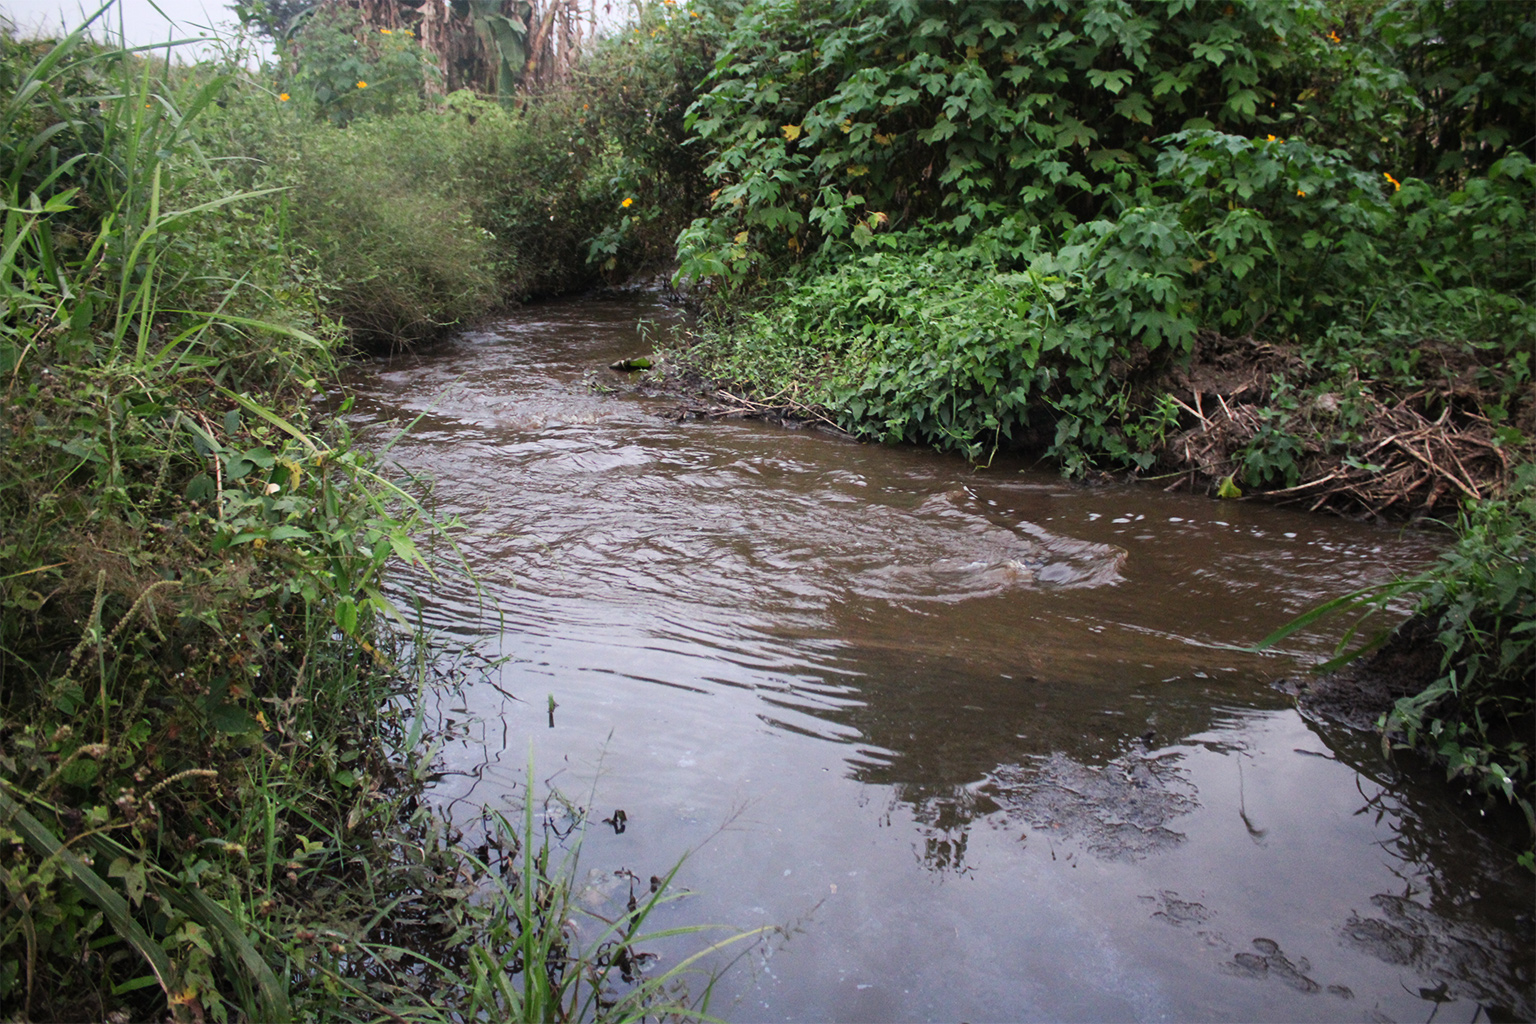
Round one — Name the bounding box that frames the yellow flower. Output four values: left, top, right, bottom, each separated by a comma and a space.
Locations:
357, 80, 368, 89
279, 92, 290, 102
403, 29, 414, 36
1384, 171, 1401, 191
380, 28, 392, 34
1266, 134, 1277, 142
1328, 29, 1341, 43
1296, 188, 1306, 197
621, 197, 634, 208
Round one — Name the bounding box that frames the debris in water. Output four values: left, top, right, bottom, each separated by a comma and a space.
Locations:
987, 749, 1197, 862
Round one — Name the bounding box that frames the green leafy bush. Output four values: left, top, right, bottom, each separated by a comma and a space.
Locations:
281, 7, 440, 123
670, 0, 1532, 479
689, 227, 1046, 454
575, 1, 724, 277
448, 88, 623, 300
683, 220, 1192, 466
677, 0, 1345, 281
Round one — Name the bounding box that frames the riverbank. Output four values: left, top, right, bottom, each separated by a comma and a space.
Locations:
0, 22, 730, 1022
658, 320, 1530, 516
0, 25, 487, 1015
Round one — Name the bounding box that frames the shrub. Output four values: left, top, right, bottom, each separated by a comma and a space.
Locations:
575, 0, 723, 278
276, 109, 504, 346
669, 0, 1532, 484
208, 84, 628, 347
280, 6, 440, 124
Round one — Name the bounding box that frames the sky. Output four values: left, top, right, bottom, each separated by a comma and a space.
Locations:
2, 0, 260, 57
2, 0, 625, 62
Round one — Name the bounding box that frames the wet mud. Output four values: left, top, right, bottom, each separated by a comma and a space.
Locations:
1274, 615, 1444, 732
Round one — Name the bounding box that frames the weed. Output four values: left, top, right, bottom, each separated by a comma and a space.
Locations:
0, 14, 751, 1020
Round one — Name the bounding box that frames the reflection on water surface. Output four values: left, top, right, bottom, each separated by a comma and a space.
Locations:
345, 299, 1532, 1023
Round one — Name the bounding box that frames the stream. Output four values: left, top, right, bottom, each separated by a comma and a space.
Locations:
343, 297, 1533, 1023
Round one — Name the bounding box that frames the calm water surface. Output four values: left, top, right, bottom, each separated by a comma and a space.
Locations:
344, 298, 1533, 1023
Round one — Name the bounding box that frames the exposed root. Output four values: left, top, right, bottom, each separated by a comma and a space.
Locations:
667, 388, 854, 436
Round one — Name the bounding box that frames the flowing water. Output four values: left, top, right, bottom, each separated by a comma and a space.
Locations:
344, 297, 1533, 1023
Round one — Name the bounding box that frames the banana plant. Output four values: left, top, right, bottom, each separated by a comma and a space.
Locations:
454, 0, 533, 96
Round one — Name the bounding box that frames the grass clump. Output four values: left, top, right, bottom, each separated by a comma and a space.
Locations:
0, 14, 752, 1021
206, 86, 612, 349
237, 100, 507, 348
449, 760, 767, 1021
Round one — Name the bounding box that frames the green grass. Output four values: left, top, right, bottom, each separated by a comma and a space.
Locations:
0, 13, 756, 1020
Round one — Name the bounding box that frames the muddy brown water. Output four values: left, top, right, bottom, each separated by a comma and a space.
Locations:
344, 298, 1533, 1023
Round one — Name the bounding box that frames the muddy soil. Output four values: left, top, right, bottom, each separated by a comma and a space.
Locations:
1272, 617, 1445, 732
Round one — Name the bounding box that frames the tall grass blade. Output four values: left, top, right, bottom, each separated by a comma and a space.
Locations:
0, 788, 178, 1001
1249, 577, 1422, 656
161, 883, 291, 1021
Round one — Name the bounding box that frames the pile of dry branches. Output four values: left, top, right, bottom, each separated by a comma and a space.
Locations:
667, 389, 852, 435
1163, 386, 1526, 517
